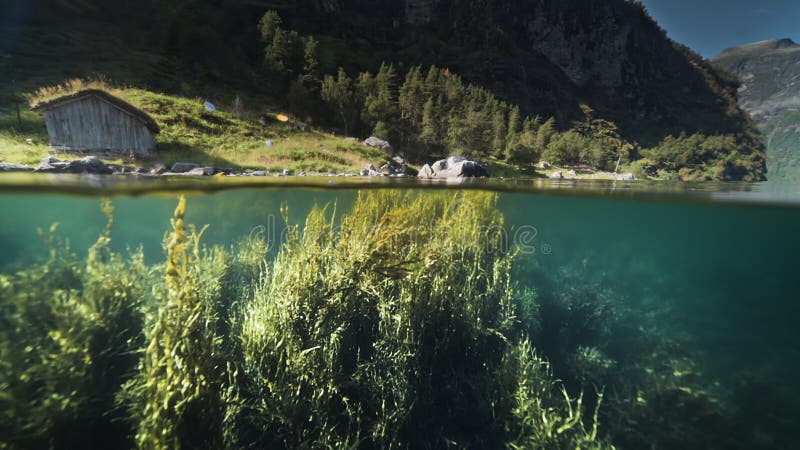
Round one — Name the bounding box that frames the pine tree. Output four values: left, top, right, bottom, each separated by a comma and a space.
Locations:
321, 68, 355, 136
535, 117, 556, 157
420, 97, 439, 146
399, 66, 424, 123
302, 36, 321, 88
504, 106, 521, 160
490, 102, 507, 156
258, 10, 282, 44
424, 66, 441, 97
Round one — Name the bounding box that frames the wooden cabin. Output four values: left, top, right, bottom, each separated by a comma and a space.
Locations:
31, 90, 159, 156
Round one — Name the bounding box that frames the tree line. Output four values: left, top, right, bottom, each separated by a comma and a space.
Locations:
258, 11, 631, 167
258, 10, 762, 179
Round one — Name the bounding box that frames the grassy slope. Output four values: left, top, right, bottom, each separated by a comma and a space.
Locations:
0, 21, 625, 178
0, 22, 387, 173
2, 85, 386, 173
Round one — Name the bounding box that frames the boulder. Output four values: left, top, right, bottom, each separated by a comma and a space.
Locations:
418, 164, 434, 178
549, 171, 564, 179
150, 163, 168, 175
359, 168, 370, 176
420, 156, 490, 178
0, 163, 34, 172
36, 156, 113, 174
251, 170, 267, 177
363, 136, 394, 155
280, 168, 293, 176
72, 156, 113, 174
36, 156, 69, 172
187, 167, 215, 176
169, 162, 201, 173
537, 161, 552, 170
388, 155, 409, 174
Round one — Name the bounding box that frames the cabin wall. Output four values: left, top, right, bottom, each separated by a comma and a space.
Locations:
42, 97, 156, 155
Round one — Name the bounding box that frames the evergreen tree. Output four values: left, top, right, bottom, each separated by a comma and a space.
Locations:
359, 63, 399, 140
399, 66, 425, 124
302, 36, 321, 88
423, 66, 442, 97
321, 68, 355, 136
258, 10, 282, 45
535, 117, 556, 157
420, 97, 440, 147
505, 105, 521, 160
490, 102, 507, 156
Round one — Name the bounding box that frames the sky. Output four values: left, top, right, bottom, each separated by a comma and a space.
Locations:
639, 0, 800, 58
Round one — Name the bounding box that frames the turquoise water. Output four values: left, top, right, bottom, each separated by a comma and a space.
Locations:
1, 177, 799, 448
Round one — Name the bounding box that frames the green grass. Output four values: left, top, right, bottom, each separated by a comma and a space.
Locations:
0, 21, 388, 174
1, 80, 388, 173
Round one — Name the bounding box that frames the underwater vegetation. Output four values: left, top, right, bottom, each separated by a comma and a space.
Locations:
0, 192, 794, 449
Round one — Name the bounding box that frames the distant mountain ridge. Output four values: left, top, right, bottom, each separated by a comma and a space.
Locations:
712, 39, 800, 181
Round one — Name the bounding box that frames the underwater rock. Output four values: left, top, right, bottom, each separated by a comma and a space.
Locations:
549, 171, 564, 179
363, 136, 394, 155
169, 162, 200, 173
0, 163, 34, 172
419, 156, 490, 178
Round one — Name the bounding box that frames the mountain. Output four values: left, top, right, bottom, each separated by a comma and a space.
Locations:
2, 0, 767, 180
712, 39, 800, 182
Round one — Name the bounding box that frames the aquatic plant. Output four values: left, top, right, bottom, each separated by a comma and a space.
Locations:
236, 190, 608, 448
121, 196, 231, 450
0, 192, 612, 449
0, 200, 150, 449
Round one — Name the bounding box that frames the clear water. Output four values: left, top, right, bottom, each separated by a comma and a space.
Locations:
1, 176, 798, 449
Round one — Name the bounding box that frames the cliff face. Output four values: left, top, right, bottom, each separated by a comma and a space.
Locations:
712, 39, 800, 181
288, 0, 760, 147
712, 39, 800, 121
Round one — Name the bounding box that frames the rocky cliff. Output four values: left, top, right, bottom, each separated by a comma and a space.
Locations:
285, 0, 760, 146
712, 39, 800, 181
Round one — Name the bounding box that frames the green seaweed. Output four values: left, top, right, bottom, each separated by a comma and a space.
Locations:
121, 196, 231, 450
0, 200, 150, 449
1, 191, 796, 449
236, 191, 607, 448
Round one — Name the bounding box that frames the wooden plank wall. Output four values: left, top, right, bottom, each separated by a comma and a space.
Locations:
43, 96, 156, 156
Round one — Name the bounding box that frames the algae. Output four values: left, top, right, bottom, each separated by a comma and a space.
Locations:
3, 190, 780, 449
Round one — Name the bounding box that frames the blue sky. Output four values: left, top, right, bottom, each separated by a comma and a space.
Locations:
640, 0, 800, 58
